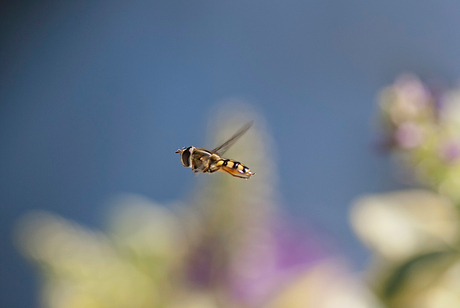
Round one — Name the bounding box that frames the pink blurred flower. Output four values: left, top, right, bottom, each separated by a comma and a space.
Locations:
395, 122, 425, 149
438, 140, 460, 164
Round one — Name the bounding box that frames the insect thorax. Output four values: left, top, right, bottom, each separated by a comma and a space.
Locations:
190, 148, 219, 172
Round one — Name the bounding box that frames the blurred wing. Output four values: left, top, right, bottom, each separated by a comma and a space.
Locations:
212, 121, 253, 156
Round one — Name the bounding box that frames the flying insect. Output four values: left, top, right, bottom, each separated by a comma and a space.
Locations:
175, 121, 255, 179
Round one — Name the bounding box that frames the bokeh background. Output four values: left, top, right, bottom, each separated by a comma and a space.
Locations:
2, 1, 460, 307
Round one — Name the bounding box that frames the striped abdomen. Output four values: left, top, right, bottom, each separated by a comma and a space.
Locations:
214, 158, 255, 179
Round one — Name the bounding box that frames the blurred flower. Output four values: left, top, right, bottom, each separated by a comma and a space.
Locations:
437, 139, 460, 164
15, 108, 380, 308
384, 75, 433, 125
351, 75, 460, 308
15, 210, 161, 308
267, 260, 382, 308
395, 122, 426, 149
351, 190, 459, 262
350, 190, 460, 308
378, 75, 460, 203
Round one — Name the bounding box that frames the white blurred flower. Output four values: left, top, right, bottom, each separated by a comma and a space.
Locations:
351, 190, 459, 262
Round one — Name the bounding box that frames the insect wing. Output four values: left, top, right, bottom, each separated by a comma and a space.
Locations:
211, 121, 253, 156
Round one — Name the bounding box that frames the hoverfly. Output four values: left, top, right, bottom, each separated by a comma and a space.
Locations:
175, 121, 255, 179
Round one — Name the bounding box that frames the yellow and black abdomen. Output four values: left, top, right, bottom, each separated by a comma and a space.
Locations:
213, 158, 255, 179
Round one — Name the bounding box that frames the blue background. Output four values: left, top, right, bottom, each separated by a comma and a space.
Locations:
2, 1, 460, 306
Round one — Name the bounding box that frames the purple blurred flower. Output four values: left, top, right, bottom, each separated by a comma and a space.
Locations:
184, 219, 326, 306
394, 75, 432, 109
438, 140, 460, 164
228, 221, 325, 306
395, 122, 425, 149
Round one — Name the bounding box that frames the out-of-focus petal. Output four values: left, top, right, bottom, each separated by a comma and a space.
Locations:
350, 190, 460, 261
266, 259, 383, 308
105, 194, 187, 281
395, 122, 426, 149
15, 211, 159, 308
229, 221, 325, 306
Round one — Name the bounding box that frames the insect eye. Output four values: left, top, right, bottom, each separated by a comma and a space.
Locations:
181, 147, 192, 167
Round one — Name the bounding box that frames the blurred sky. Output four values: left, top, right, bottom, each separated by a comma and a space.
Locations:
2, 0, 460, 307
